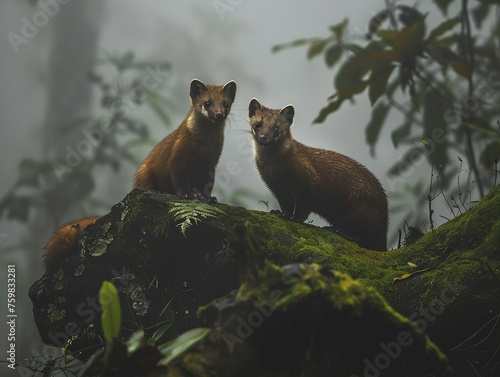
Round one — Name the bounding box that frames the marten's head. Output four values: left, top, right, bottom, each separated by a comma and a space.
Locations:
248, 98, 295, 149
190, 79, 237, 123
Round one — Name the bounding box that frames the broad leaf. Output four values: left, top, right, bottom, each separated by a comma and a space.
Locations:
324, 45, 343, 68
100, 281, 122, 343
394, 17, 426, 58
369, 64, 396, 105
329, 18, 348, 40
272, 38, 319, 53
391, 117, 413, 148
396, 5, 425, 26
423, 89, 449, 172
307, 40, 328, 59
158, 328, 210, 366
313, 99, 344, 124
479, 140, 500, 168
433, 0, 454, 15
365, 103, 390, 155
427, 16, 461, 42
424, 44, 460, 65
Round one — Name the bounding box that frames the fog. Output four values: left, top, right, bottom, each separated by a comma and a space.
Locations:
0, 0, 466, 373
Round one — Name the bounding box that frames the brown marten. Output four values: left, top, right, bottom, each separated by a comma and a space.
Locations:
43, 216, 100, 274
248, 98, 388, 251
134, 79, 237, 202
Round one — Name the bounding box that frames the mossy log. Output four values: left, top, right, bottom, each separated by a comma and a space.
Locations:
29, 185, 500, 374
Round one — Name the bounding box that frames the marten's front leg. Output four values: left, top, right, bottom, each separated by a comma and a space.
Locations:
291, 196, 311, 223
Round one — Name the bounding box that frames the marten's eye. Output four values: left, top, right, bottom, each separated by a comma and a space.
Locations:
272, 125, 280, 133
204, 101, 212, 109
71, 223, 80, 228
223, 101, 228, 109
253, 122, 262, 129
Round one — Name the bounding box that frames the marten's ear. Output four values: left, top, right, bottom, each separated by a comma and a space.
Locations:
248, 98, 262, 118
279, 105, 295, 127
223, 81, 237, 103
190, 79, 208, 101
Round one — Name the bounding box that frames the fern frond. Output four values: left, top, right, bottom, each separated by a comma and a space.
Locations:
168, 201, 226, 237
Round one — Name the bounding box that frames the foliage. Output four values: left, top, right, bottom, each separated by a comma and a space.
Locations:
274, 0, 500, 227
168, 200, 226, 237
100, 281, 122, 343
0, 51, 174, 225
157, 328, 210, 366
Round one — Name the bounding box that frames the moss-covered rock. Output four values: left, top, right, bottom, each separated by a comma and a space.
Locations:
29, 185, 500, 375
165, 259, 452, 376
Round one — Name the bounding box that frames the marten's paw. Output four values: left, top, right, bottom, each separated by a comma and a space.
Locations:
270, 210, 293, 220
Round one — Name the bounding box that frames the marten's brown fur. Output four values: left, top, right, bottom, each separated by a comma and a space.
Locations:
249, 99, 388, 251
134, 79, 237, 202
43, 216, 100, 274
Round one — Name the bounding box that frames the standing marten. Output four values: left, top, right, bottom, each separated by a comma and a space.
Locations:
134, 79, 237, 203
43, 216, 100, 274
249, 98, 388, 251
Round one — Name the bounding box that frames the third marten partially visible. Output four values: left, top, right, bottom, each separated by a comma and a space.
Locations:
43, 216, 100, 274
134, 79, 237, 202
249, 98, 388, 251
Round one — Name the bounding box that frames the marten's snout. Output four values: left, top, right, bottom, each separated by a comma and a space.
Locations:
253, 123, 279, 146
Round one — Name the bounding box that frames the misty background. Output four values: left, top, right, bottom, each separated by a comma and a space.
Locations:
0, 0, 471, 372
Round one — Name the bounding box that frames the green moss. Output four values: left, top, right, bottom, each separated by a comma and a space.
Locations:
191, 262, 452, 376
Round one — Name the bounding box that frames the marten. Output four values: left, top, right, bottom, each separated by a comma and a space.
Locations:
134, 79, 237, 203
43, 216, 100, 274
248, 98, 388, 251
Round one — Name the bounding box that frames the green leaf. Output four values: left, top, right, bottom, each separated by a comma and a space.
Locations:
329, 18, 348, 40
433, 0, 454, 15
479, 140, 500, 168
313, 100, 344, 124
396, 5, 425, 26
427, 16, 461, 42
314, 80, 369, 124
394, 16, 426, 57
126, 330, 146, 354
151, 321, 173, 343
472, 3, 489, 28
158, 328, 210, 366
369, 64, 396, 105
307, 40, 328, 59
376, 29, 400, 44
391, 120, 412, 148
365, 103, 390, 155
100, 281, 122, 343
334, 42, 384, 93
272, 38, 319, 53
465, 118, 500, 138
423, 89, 449, 172
324, 45, 343, 67
343, 43, 363, 55
424, 44, 460, 65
